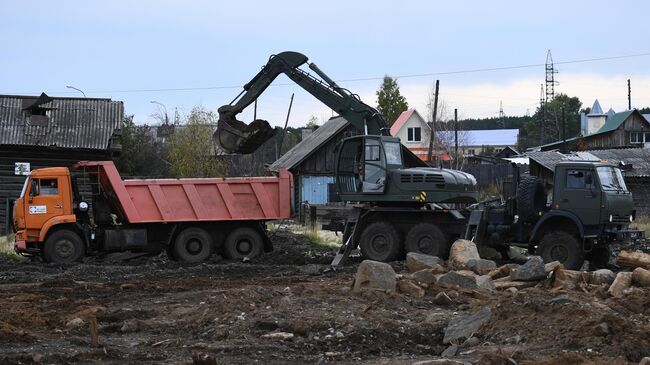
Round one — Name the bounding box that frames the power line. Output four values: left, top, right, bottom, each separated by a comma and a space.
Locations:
9, 51, 650, 96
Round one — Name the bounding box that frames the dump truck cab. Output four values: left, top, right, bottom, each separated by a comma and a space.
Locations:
13, 167, 82, 259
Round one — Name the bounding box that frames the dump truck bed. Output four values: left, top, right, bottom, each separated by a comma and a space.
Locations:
76, 161, 292, 223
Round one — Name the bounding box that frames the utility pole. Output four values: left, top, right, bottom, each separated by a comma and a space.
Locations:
545, 50, 558, 103
561, 106, 566, 153
277, 93, 294, 159
427, 80, 440, 166
498, 101, 505, 128
539, 84, 545, 146
628, 79, 632, 110
454, 108, 459, 169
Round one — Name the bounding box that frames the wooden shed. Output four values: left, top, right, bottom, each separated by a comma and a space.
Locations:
0, 93, 123, 234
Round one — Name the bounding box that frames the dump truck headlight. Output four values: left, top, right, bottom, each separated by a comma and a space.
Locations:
630, 215, 634, 223
609, 214, 613, 223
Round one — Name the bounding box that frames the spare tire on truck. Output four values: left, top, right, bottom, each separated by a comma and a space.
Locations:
516, 176, 546, 223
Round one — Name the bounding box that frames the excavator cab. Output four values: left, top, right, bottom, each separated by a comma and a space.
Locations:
336, 135, 403, 196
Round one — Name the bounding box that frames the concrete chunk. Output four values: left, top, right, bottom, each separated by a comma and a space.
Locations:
447, 240, 480, 270
352, 260, 396, 293
608, 272, 633, 297
466, 258, 497, 275
510, 256, 546, 281
443, 306, 492, 344
405, 252, 444, 273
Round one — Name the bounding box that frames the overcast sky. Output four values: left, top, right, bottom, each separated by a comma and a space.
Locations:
2, 1, 650, 127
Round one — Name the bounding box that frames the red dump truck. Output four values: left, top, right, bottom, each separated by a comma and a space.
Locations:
12, 161, 292, 263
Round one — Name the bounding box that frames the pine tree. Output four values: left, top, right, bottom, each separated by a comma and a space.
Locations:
376, 76, 408, 126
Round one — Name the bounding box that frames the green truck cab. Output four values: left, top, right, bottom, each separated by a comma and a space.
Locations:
471, 161, 643, 269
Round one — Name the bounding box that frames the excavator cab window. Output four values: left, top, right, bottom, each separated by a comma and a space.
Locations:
336, 138, 363, 194
362, 138, 387, 193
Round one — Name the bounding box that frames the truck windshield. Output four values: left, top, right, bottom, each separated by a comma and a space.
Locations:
597, 167, 628, 191
19, 178, 28, 198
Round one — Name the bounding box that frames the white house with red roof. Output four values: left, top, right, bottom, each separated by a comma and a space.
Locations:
390, 109, 449, 162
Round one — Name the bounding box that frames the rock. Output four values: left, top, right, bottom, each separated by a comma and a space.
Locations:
505, 334, 522, 345
639, 357, 650, 365
32, 354, 44, 363
505, 247, 528, 263
192, 352, 218, 365
477, 245, 502, 261
510, 256, 546, 281
443, 306, 492, 344
398, 279, 425, 298
506, 287, 518, 294
412, 360, 464, 365
120, 319, 141, 333
553, 267, 589, 290
608, 272, 633, 297
544, 261, 562, 273
466, 259, 497, 275
412, 268, 439, 284
487, 265, 513, 280
65, 317, 85, 329
441, 344, 458, 357
405, 253, 444, 273
463, 336, 480, 347
494, 280, 537, 290
632, 267, 650, 287
448, 240, 480, 269
593, 322, 609, 337
432, 292, 454, 306
261, 331, 294, 340
476, 275, 496, 291
589, 269, 616, 285
437, 271, 478, 289
352, 260, 396, 293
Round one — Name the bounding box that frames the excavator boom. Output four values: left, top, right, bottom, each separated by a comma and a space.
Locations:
214, 51, 389, 154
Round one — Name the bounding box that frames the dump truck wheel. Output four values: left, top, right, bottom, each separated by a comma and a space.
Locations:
538, 231, 584, 270
173, 227, 212, 263
43, 229, 85, 264
516, 176, 546, 223
405, 223, 449, 258
359, 222, 401, 262
224, 227, 263, 260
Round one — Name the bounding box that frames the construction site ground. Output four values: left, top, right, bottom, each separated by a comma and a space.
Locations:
1, 229, 649, 365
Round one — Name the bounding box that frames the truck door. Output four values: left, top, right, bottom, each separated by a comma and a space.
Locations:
24, 177, 66, 231
362, 138, 387, 193
554, 168, 601, 226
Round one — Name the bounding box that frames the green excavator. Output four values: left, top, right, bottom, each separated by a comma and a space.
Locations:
214, 51, 478, 264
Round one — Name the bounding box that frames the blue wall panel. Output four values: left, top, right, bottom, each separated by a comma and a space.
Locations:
301, 175, 334, 204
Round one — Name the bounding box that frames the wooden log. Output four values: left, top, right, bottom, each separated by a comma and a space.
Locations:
89, 316, 99, 347
616, 250, 650, 270
632, 267, 650, 287
608, 272, 633, 298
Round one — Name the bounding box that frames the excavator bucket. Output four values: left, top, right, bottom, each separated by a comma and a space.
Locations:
214, 117, 277, 154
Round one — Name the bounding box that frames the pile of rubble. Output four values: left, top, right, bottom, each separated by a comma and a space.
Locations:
351, 239, 650, 364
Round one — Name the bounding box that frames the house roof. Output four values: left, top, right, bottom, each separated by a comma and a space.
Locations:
527, 148, 650, 177
0, 93, 123, 150
269, 117, 351, 172
390, 109, 427, 136
438, 129, 519, 146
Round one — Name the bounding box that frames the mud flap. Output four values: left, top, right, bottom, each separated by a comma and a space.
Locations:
215, 118, 277, 154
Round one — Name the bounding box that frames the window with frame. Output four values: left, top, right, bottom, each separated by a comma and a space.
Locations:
407, 127, 421, 142
39, 178, 59, 195
630, 132, 650, 144
566, 169, 594, 190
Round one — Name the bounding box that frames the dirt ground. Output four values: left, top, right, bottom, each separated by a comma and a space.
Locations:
0, 230, 649, 365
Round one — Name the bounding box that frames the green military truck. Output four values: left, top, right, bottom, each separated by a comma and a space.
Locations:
465, 161, 643, 269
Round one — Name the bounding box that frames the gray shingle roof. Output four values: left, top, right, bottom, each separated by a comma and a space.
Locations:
269, 117, 350, 172
527, 148, 650, 177
0, 93, 123, 150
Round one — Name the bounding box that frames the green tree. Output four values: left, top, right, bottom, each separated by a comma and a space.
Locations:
305, 115, 319, 128
114, 115, 170, 177
519, 94, 582, 149
168, 106, 225, 178
376, 76, 408, 126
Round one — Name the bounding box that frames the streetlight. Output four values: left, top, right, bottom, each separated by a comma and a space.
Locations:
150, 100, 169, 124
65, 85, 86, 98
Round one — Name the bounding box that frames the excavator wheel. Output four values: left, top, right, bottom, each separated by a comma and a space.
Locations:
359, 222, 401, 262
405, 223, 450, 258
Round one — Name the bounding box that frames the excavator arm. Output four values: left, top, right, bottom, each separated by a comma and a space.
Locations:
215, 51, 390, 154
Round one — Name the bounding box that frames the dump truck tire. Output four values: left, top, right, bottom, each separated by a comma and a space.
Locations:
359, 222, 401, 262
224, 227, 263, 260
43, 229, 85, 264
516, 176, 546, 223
173, 227, 213, 263
538, 231, 584, 270
405, 223, 450, 258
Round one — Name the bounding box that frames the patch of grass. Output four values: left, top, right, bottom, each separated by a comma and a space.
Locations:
302, 229, 339, 250
633, 215, 650, 237
0, 234, 23, 261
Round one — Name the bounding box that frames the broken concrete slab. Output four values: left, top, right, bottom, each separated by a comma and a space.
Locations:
632, 267, 650, 287
589, 269, 616, 286
616, 250, 650, 270
510, 256, 546, 281
443, 306, 492, 344
406, 252, 444, 273
352, 260, 396, 293
447, 240, 480, 270
552, 266, 589, 290
466, 258, 497, 275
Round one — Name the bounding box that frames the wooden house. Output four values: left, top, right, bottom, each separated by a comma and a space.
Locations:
0, 93, 123, 234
